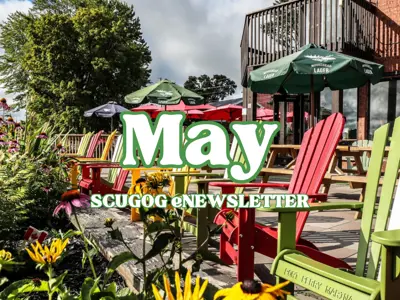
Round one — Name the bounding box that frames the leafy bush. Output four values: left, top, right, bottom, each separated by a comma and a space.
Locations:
0, 119, 70, 244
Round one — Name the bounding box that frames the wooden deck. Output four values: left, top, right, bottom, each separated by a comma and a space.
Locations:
241, 0, 400, 86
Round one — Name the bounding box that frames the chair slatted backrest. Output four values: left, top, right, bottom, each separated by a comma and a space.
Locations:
107, 135, 123, 183
289, 113, 345, 242
113, 168, 130, 192
356, 118, 400, 279
77, 132, 93, 156
100, 130, 118, 160
86, 130, 104, 158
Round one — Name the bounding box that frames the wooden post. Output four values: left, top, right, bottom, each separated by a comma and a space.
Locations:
388, 80, 397, 124
332, 90, 344, 113
279, 101, 287, 144
273, 96, 280, 144
244, 66, 257, 121
357, 84, 370, 140
309, 75, 315, 127
293, 95, 301, 144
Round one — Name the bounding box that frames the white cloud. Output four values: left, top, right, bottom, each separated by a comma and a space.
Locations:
0, 0, 274, 117
0, 0, 32, 119
128, 0, 273, 93
0, 0, 32, 23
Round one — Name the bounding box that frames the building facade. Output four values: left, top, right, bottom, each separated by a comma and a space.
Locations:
241, 0, 400, 142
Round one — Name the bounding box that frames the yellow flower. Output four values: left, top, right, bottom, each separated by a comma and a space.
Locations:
152, 270, 208, 300
0, 250, 12, 261
214, 280, 290, 300
104, 218, 115, 228
26, 238, 69, 265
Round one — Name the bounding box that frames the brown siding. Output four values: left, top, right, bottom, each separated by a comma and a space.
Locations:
375, 0, 400, 73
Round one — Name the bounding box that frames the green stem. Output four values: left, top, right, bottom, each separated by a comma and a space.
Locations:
142, 227, 147, 296
73, 210, 97, 279
47, 265, 53, 300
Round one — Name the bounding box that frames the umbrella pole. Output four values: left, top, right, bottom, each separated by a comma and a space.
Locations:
310, 75, 315, 128
111, 117, 113, 132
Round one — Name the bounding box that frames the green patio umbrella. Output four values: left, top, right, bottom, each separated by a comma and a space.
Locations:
248, 43, 384, 126
125, 79, 204, 105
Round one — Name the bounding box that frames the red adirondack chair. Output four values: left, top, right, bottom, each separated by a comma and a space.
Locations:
211, 113, 351, 281
77, 130, 105, 179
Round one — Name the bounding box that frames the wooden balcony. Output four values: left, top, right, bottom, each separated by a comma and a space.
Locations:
241, 0, 400, 86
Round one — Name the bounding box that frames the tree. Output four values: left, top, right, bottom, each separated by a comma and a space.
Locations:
263, 0, 300, 53
183, 74, 237, 103
0, 0, 152, 132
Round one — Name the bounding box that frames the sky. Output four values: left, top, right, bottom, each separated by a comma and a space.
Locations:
0, 0, 274, 120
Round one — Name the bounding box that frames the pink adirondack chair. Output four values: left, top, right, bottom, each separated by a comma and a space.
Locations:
211, 113, 351, 281
85, 130, 104, 158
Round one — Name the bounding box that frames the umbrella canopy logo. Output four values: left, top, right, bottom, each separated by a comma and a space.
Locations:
263, 69, 279, 79
304, 55, 336, 63
362, 64, 374, 75
156, 90, 174, 97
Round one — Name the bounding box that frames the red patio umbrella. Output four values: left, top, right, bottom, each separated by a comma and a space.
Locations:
287, 111, 309, 122
131, 104, 162, 118
151, 108, 204, 120
203, 104, 243, 121
164, 100, 215, 111
186, 109, 204, 119
256, 108, 274, 119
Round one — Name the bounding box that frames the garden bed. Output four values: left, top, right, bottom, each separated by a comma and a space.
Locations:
2, 237, 126, 299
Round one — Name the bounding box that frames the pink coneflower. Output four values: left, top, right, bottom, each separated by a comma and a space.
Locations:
54, 143, 66, 153
40, 165, 51, 174
36, 132, 48, 139
0, 132, 6, 138
0, 98, 7, 109
14, 123, 23, 131
9, 140, 19, 147
8, 146, 19, 153
53, 190, 90, 216
42, 187, 52, 194
6, 117, 14, 125
0, 139, 6, 146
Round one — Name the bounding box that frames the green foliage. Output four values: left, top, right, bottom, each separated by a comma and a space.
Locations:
184, 74, 237, 103
0, 121, 69, 243
0, 0, 152, 133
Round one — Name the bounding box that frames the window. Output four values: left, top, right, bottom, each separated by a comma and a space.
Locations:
370, 81, 389, 138
343, 89, 357, 139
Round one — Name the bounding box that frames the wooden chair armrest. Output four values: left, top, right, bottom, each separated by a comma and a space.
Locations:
77, 159, 111, 164
81, 163, 121, 169
371, 229, 400, 247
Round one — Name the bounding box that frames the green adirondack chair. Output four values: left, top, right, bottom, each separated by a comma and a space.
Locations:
64, 132, 93, 157
183, 135, 250, 250
266, 116, 400, 299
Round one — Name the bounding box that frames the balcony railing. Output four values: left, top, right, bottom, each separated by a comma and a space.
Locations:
241, 0, 400, 85
57, 134, 119, 160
